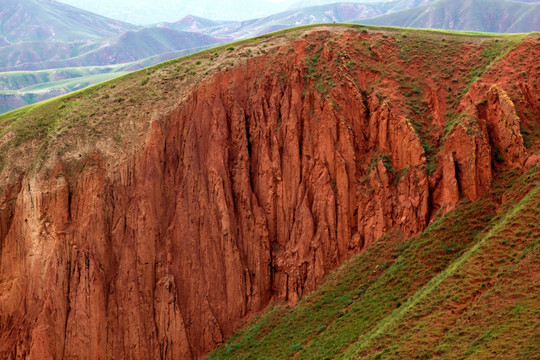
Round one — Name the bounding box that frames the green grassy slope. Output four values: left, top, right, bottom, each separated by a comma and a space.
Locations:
0, 72, 128, 115
0, 42, 218, 114
0, 73, 127, 94
207, 166, 540, 359
0, 67, 122, 91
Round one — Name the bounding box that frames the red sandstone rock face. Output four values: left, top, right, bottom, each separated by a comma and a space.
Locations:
1, 29, 539, 359
483, 85, 527, 168
433, 111, 492, 211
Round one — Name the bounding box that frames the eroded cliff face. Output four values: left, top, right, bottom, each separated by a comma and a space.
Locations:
1, 27, 539, 359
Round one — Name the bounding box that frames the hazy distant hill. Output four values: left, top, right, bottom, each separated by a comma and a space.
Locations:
52, 0, 444, 24
0, 28, 222, 71
159, 1, 438, 40
288, 0, 435, 10
160, 0, 539, 40
0, 0, 139, 43
358, 0, 540, 33
157, 15, 233, 33
54, 0, 286, 24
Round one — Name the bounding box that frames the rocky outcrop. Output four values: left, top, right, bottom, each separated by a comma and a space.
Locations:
358, 96, 429, 246
433, 84, 532, 212
483, 85, 527, 168
0, 29, 538, 359
432, 111, 492, 211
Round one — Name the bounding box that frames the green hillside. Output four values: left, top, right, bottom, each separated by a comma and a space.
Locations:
0, 68, 125, 115
2, 72, 126, 94
208, 168, 540, 359
0, 67, 124, 91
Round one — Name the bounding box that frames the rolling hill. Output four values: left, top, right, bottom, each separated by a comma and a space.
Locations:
141, 0, 540, 42
0, 24, 538, 359
0, 28, 223, 71
156, 15, 233, 34
0, 26, 223, 113
358, 0, 540, 33
289, 0, 436, 10
54, 0, 287, 24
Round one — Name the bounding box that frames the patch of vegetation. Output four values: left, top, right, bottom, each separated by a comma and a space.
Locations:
454, 39, 520, 103
520, 125, 540, 149
368, 153, 396, 178
303, 45, 336, 96
346, 60, 357, 69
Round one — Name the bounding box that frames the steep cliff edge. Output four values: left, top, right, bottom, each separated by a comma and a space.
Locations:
0, 26, 539, 359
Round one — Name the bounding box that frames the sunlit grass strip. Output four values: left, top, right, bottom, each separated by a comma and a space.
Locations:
338, 181, 540, 359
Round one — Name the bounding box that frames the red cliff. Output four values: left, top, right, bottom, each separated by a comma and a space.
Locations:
1, 27, 539, 359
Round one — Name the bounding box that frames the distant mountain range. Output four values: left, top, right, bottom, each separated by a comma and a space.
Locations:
1, 0, 539, 114
0, 0, 139, 43
0, 28, 222, 71
54, 0, 287, 24
358, 0, 540, 33
157, 1, 436, 40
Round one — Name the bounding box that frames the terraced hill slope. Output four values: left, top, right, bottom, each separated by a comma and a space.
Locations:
0, 25, 539, 359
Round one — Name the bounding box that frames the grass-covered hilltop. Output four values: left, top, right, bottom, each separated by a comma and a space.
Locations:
0, 24, 539, 359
